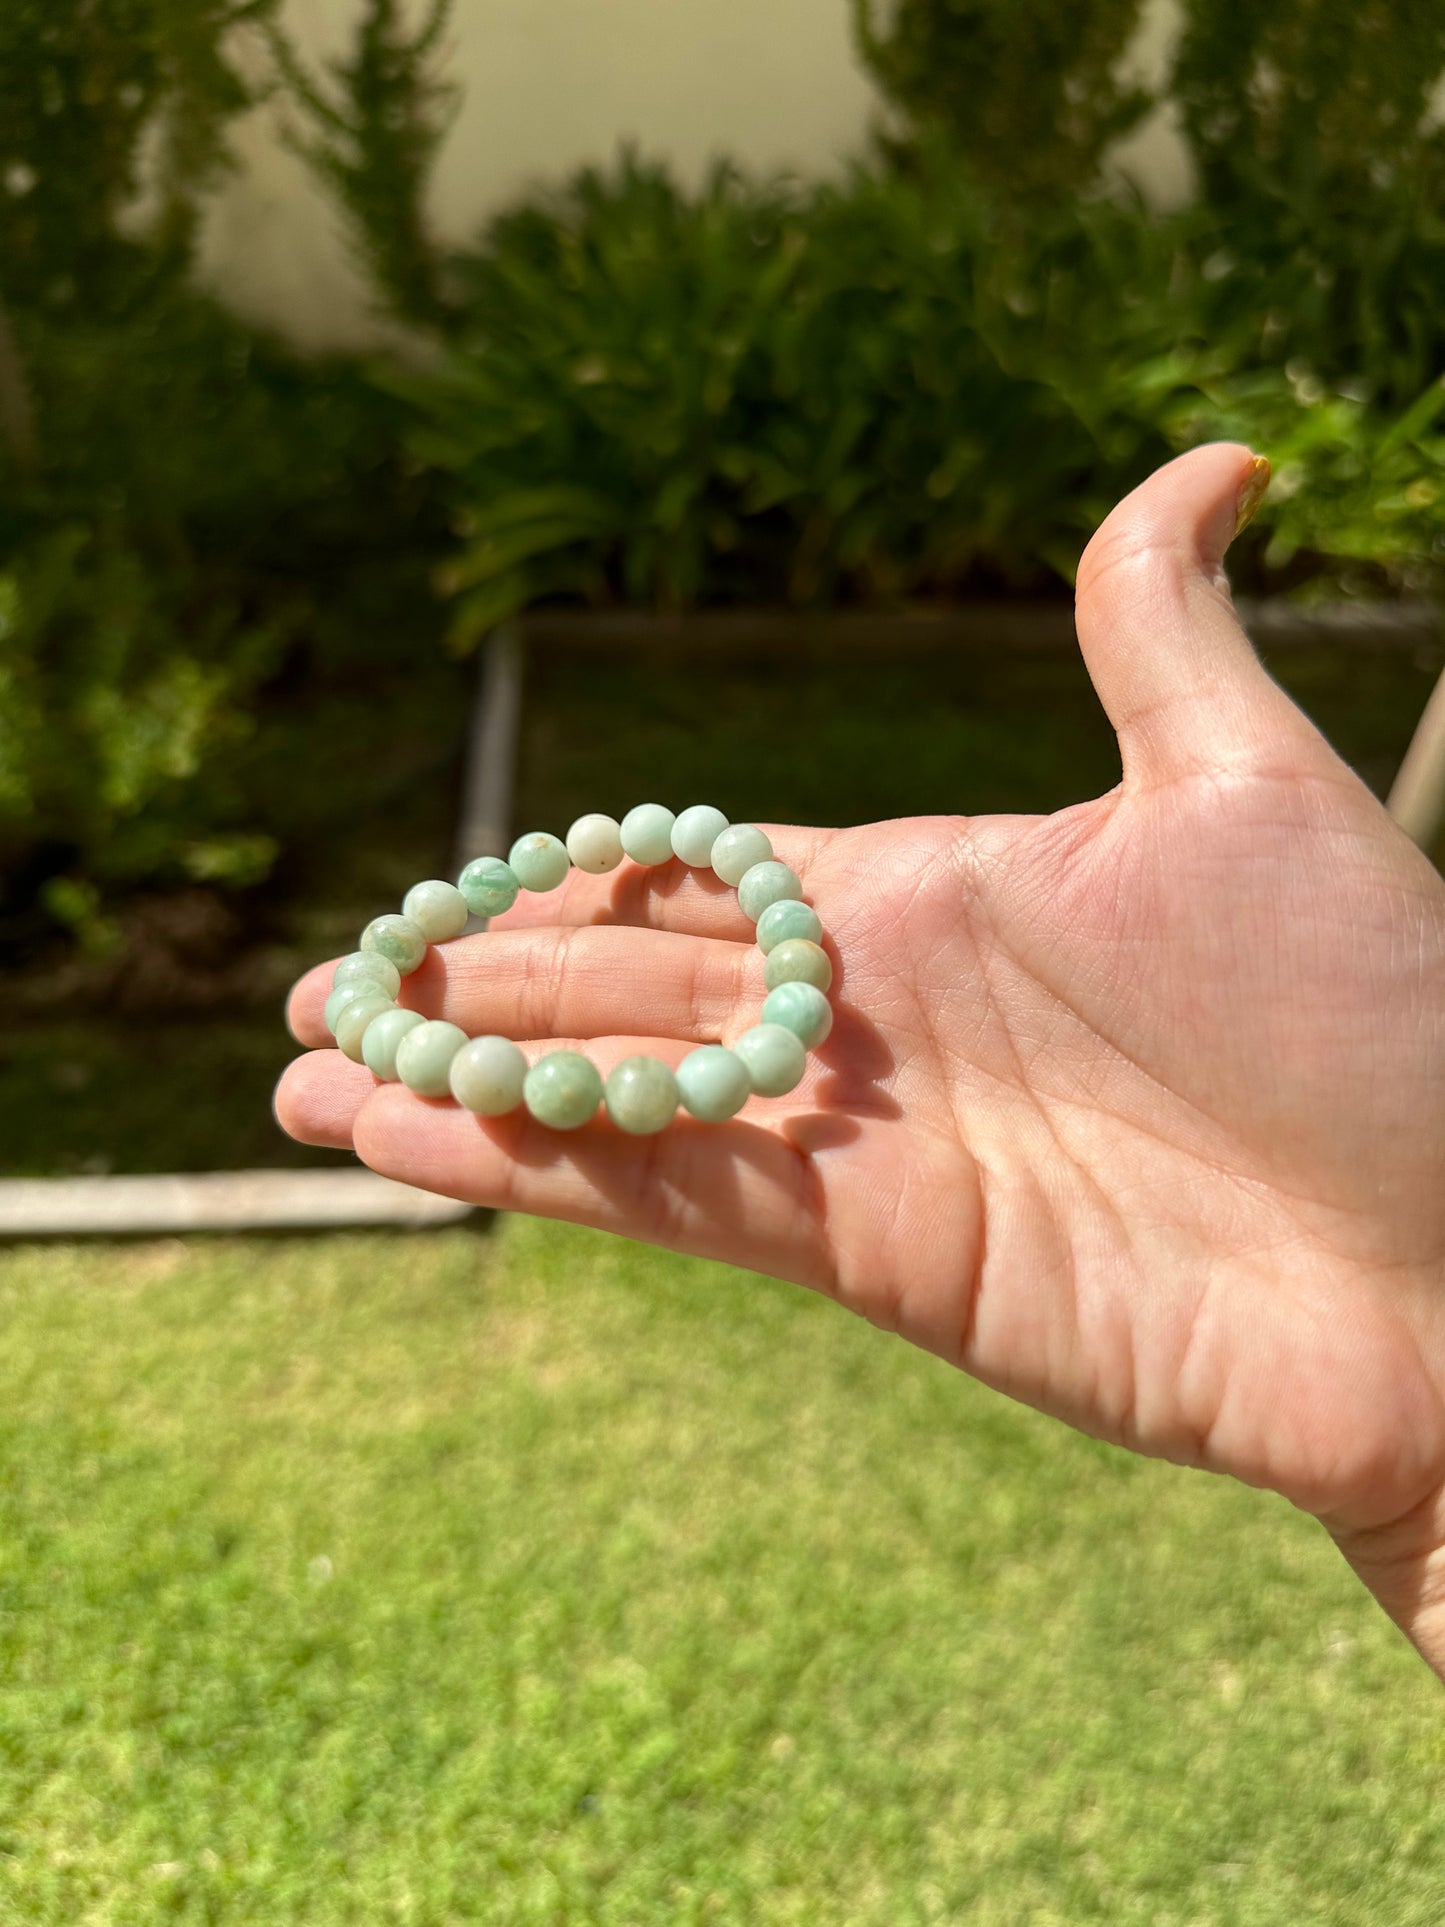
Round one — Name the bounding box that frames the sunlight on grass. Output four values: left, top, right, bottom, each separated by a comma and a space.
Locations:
0, 1219, 1440, 1923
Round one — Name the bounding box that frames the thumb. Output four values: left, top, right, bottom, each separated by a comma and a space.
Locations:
1075, 442, 1324, 786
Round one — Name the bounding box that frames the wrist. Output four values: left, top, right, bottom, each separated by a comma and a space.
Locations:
1328, 1485, 1445, 1684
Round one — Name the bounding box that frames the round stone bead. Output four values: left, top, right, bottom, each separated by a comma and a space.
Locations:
710, 823, 773, 886
395, 1019, 470, 1098
734, 1022, 807, 1098
458, 856, 519, 920
620, 803, 676, 866
361, 912, 427, 977
671, 804, 730, 868
763, 938, 832, 994
402, 878, 469, 943
762, 980, 833, 1049
362, 1005, 426, 1081
325, 978, 375, 1036
737, 860, 803, 924
523, 1051, 602, 1130
675, 1045, 751, 1123
450, 1035, 528, 1116
755, 898, 823, 956
566, 813, 625, 875
509, 831, 570, 894
605, 1056, 679, 1135
333, 949, 402, 998
335, 993, 395, 1064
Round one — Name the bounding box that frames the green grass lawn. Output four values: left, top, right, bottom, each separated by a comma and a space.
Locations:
1, 1218, 1440, 1924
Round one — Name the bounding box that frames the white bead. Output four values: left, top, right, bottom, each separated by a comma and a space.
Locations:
710, 823, 773, 885
620, 803, 677, 866
401, 879, 469, 943
671, 805, 729, 867
565, 813, 625, 874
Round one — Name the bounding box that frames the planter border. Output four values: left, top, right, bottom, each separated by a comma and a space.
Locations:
512, 599, 1443, 658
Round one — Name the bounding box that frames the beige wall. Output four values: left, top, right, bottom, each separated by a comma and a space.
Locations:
200, 0, 1189, 347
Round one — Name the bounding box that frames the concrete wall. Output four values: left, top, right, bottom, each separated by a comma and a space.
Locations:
200, 0, 1189, 347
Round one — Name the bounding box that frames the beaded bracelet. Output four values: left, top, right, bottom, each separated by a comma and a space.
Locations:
317, 804, 833, 1134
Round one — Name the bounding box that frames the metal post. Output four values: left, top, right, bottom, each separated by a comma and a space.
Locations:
453, 621, 523, 874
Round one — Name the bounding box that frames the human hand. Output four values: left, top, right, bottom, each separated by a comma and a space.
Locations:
278, 445, 1445, 1677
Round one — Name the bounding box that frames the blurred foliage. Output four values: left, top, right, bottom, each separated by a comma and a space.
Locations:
0, 3, 447, 950
0, 0, 276, 306
1171, 0, 1445, 410
398, 149, 1445, 645
851, 0, 1149, 203
266, 0, 460, 331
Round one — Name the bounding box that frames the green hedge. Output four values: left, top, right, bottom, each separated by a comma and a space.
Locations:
400, 149, 1445, 648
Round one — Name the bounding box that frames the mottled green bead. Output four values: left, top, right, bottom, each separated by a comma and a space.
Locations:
402, 879, 469, 943
395, 1019, 469, 1098
362, 1005, 426, 1081
755, 898, 823, 956
335, 993, 395, 1063
566, 813, 624, 875
509, 831, 570, 893
737, 860, 802, 923
734, 1022, 806, 1097
325, 978, 374, 1036
457, 856, 519, 920
450, 1035, 528, 1116
675, 1045, 751, 1122
361, 912, 427, 976
620, 802, 676, 866
333, 949, 402, 998
763, 937, 832, 993
523, 1051, 602, 1130
671, 804, 729, 867
762, 980, 833, 1049
710, 823, 773, 886
605, 1056, 679, 1135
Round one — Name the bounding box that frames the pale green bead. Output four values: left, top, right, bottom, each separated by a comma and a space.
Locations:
737, 860, 802, 923
566, 813, 624, 875
395, 1019, 470, 1098
605, 1056, 679, 1135
509, 831, 570, 893
671, 804, 729, 867
362, 1005, 426, 1081
333, 950, 402, 998
710, 823, 773, 886
762, 980, 833, 1049
675, 1045, 751, 1122
335, 993, 395, 1063
735, 1022, 806, 1097
620, 802, 676, 866
523, 1051, 602, 1130
763, 937, 832, 993
450, 1034, 528, 1116
325, 978, 374, 1036
402, 879, 469, 943
755, 898, 823, 956
457, 856, 519, 919
361, 912, 427, 976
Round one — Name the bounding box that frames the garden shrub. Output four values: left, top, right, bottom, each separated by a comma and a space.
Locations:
397, 148, 1445, 645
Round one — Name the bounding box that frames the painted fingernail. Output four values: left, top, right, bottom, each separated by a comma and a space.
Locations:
1235, 453, 1271, 536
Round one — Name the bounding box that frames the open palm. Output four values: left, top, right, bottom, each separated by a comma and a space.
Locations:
279, 446, 1445, 1671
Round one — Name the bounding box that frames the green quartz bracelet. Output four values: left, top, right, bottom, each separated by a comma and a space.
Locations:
313, 807, 835, 1134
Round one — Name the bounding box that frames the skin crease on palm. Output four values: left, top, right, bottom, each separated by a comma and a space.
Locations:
278, 444, 1445, 1681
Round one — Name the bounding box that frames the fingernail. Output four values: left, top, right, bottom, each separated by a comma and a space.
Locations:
1235, 453, 1271, 536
